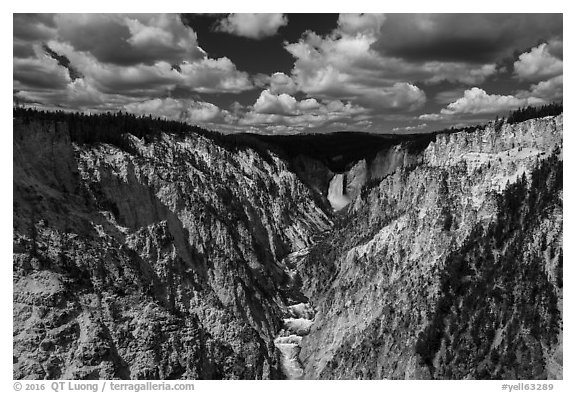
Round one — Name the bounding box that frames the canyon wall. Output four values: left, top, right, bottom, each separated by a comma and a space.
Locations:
13, 120, 331, 379
13, 115, 563, 380
299, 116, 563, 379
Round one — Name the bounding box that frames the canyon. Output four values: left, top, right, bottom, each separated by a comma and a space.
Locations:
13, 112, 562, 380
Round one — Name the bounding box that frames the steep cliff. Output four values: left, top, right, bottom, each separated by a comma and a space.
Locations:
13, 119, 331, 379
13, 113, 563, 380
299, 116, 563, 379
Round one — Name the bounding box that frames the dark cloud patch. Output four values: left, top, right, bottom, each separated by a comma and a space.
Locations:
547, 39, 563, 60
92, 75, 174, 97
380, 36, 504, 63
13, 60, 69, 90
54, 14, 204, 66
13, 14, 56, 41
180, 13, 339, 75
282, 13, 340, 41
13, 42, 36, 58
14, 72, 65, 90
372, 14, 562, 63
181, 14, 294, 74
43, 44, 83, 81
56, 15, 135, 65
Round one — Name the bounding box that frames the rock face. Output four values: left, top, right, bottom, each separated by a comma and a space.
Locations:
13, 120, 331, 379
13, 114, 562, 380
299, 116, 563, 379
329, 143, 425, 211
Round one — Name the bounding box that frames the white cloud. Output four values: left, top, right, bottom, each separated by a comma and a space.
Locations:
13, 13, 255, 113
283, 23, 499, 112
269, 72, 298, 95
251, 89, 365, 118
14, 77, 124, 111
418, 113, 444, 121
253, 90, 298, 115
285, 32, 427, 110
392, 123, 428, 132
43, 40, 253, 97
53, 14, 204, 66
13, 49, 71, 90
440, 87, 544, 115
517, 75, 563, 102
514, 41, 563, 82
124, 98, 226, 124
299, 98, 321, 111
423, 63, 497, 85
216, 14, 287, 39
337, 14, 386, 36
434, 89, 467, 105
46, 41, 178, 95
242, 89, 368, 130
179, 57, 253, 93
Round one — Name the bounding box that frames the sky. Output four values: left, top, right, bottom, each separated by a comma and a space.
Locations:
13, 13, 563, 134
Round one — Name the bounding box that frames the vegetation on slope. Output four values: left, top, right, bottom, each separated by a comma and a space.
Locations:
506, 103, 563, 125
415, 152, 562, 379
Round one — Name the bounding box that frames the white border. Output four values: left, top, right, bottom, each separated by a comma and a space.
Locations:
2, 3, 573, 392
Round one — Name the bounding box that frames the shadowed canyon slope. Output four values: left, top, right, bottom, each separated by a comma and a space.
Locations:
13, 112, 562, 380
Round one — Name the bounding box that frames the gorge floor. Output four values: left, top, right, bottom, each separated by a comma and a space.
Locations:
273, 248, 317, 379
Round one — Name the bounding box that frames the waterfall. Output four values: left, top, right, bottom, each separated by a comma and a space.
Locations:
327, 174, 351, 211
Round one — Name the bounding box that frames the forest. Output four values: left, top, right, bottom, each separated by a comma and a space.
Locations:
506, 103, 563, 124
415, 152, 563, 379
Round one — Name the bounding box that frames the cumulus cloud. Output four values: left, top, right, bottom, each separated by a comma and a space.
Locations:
337, 13, 386, 36
434, 89, 467, 105
13, 52, 71, 90
48, 40, 253, 97
517, 75, 563, 102
124, 97, 227, 124
285, 31, 427, 110
252, 90, 326, 116
216, 14, 288, 39
392, 123, 428, 132
253, 90, 298, 115
510, 40, 563, 103
418, 113, 445, 121
45, 41, 178, 95
13, 13, 255, 114
13, 13, 564, 134
14, 77, 112, 110
241, 89, 368, 131
440, 87, 543, 115
423, 63, 497, 85
283, 17, 503, 112
179, 57, 253, 93
514, 41, 563, 82
269, 72, 298, 95
53, 14, 204, 66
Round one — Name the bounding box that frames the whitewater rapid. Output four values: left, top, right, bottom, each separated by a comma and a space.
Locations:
274, 249, 316, 380
274, 302, 315, 379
